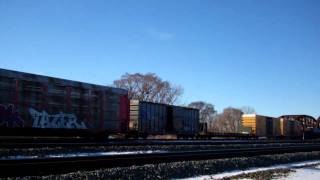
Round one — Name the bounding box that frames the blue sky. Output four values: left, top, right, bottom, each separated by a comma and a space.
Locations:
1, 0, 319, 117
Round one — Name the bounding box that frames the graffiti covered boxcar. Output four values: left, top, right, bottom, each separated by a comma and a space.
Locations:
0, 68, 129, 136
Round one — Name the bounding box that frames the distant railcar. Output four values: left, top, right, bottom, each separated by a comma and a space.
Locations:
280, 118, 303, 138
279, 115, 318, 139
129, 100, 199, 137
0, 68, 129, 136
242, 114, 281, 138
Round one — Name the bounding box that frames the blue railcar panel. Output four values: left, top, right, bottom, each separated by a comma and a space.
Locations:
131, 101, 199, 135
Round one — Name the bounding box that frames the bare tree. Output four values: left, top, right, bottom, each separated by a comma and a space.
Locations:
240, 106, 256, 114
188, 101, 217, 123
211, 107, 243, 133
113, 73, 183, 105
210, 114, 223, 132
223, 107, 243, 132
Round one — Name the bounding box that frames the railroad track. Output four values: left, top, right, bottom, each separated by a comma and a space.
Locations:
2, 144, 320, 177
1, 139, 320, 148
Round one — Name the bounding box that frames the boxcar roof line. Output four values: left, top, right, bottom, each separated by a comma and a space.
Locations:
0, 68, 127, 94
131, 100, 199, 111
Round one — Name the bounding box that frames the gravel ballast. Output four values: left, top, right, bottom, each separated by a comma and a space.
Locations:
0, 143, 315, 159
2, 151, 320, 180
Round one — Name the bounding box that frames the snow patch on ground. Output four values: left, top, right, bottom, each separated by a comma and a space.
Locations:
1, 150, 166, 160
181, 160, 320, 180
279, 165, 320, 180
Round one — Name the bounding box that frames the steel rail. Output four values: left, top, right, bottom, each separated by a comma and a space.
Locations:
1, 144, 320, 177
1, 139, 320, 148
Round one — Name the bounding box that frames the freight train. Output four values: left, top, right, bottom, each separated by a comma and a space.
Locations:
241, 114, 320, 139
0, 68, 318, 139
0, 68, 199, 138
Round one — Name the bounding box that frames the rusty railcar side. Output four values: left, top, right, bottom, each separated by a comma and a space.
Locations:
279, 115, 319, 139
280, 118, 303, 138
0, 68, 129, 136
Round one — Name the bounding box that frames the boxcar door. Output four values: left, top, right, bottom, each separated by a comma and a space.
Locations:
166, 106, 173, 133
266, 117, 273, 138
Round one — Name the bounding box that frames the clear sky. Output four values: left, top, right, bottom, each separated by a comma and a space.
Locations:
1, 0, 319, 117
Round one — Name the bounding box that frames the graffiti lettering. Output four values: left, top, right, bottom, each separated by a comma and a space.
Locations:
0, 104, 24, 127
29, 108, 87, 129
